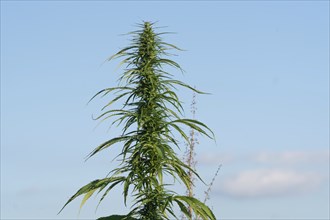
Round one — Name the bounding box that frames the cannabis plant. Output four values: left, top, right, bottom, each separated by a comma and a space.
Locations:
59, 22, 216, 220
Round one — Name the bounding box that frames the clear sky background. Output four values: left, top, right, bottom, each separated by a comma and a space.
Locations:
1, 1, 329, 220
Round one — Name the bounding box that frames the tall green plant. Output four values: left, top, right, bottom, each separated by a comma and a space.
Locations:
59, 22, 216, 220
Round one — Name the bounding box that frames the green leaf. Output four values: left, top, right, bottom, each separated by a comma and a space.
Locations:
96, 178, 125, 211
59, 177, 124, 214
86, 136, 134, 159
80, 189, 96, 211
163, 79, 210, 94
171, 119, 214, 140
107, 46, 137, 61
88, 87, 133, 104
174, 196, 216, 220
175, 199, 191, 219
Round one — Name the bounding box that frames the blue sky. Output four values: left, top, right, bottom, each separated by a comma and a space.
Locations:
1, 1, 329, 219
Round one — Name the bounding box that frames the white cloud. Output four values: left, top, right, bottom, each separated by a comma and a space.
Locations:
216, 168, 323, 198
197, 149, 328, 198
254, 150, 329, 165
197, 149, 329, 166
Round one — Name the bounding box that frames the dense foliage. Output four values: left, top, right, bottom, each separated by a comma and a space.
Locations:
59, 22, 215, 220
